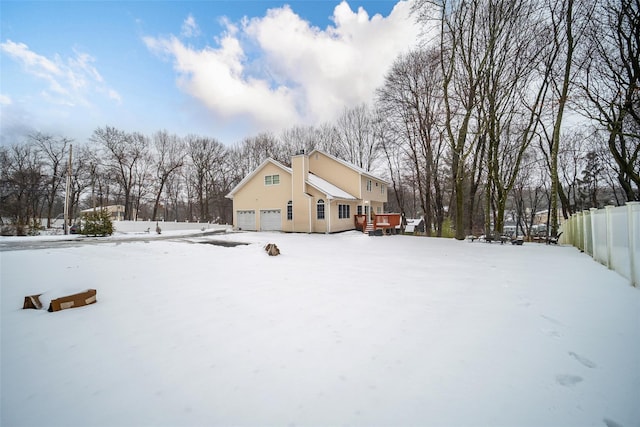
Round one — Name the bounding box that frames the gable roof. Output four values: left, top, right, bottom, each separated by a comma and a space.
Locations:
225, 158, 291, 199
225, 151, 383, 200
308, 149, 390, 185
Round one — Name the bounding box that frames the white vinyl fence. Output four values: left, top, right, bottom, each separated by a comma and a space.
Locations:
35, 218, 230, 234
561, 202, 639, 287
112, 220, 231, 233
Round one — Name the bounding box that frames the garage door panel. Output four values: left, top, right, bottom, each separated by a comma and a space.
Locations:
260, 209, 282, 231
237, 210, 256, 231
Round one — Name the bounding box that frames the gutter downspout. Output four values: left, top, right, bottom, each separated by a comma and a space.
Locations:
305, 193, 312, 233
308, 196, 312, 233
327, 196, 331, 234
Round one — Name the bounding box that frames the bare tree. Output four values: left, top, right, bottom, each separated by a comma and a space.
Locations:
578, 0, 640, 201
478, 0, 552, 234
335, 104, 381, 172
413, 0, 494, 239
68, 145, 94, 224
186, 135, 225, 222
511, 148, 547, 238
231, 133, 284, 175
0, 143, 44, 234
91, 126, 149, 220
538, 0, 596, 235
280, 126, 319, 158
130, 133, 153, 220
378, 131, 407, 216
314, 123, 342, 157
150, 130, 185, 221
377, 48, 447, 235
30, 133, 71, 228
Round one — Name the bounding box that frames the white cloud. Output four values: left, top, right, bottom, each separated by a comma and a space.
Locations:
144, 0, 420, 134
0, 94, 12, 105
0, 39, 121, 107
181, 14, 201, 38
108, 89, 122, 104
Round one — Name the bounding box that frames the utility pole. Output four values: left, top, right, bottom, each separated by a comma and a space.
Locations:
63, 144, 73, 235
91, 161, 96, 212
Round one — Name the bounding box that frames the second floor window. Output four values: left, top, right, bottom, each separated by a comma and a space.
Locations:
317, 199, 325, 220
367, 180, 372, 192
265, 174, 280, 185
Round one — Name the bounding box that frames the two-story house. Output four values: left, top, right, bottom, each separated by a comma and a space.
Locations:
225, 149, 389, 233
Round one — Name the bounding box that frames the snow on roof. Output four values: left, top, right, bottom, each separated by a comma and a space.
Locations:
307, 173, 357, 200
308, 149, 390, 185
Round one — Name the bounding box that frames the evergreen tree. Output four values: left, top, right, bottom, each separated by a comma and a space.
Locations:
81, 209, 114, 236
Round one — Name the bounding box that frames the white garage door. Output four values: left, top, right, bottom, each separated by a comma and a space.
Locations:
236, 210, 256, 231
260, 209, 282, 231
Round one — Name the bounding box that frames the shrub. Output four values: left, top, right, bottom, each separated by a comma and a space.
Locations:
439, 218, 456, 238
81, 209, 114, 236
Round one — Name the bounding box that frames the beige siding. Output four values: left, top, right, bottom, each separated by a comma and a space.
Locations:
231, 163, 292, 231
309, 151, 388, 204
291, 154, 310, 232
309, 152, 361, 198
360, 176, 387, 203
328, 200, 359, 233
308, 189, 325, 233
302, 187, 358, 233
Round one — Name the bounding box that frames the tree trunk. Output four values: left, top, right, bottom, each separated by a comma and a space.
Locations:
550, 0, 574, 237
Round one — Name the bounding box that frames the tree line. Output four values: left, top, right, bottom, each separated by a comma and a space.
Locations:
1, 0, 638, 238
0, 109, 381, 235
382, 0, 638, 238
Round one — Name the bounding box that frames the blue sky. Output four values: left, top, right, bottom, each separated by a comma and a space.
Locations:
1, 1, 420, 146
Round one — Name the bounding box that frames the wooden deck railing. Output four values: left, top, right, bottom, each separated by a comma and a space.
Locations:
354, 213, 402, 233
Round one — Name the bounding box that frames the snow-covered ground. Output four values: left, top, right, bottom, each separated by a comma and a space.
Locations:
1, 231, 639, 427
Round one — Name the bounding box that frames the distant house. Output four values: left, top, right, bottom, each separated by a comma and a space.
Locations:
80, 205, 125, 221
404, 217, 425, 234
225, 149, 389, 233
531, 209, 565, 234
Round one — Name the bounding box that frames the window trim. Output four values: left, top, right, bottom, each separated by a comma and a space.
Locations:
338, 204, 350, 219
317, 199, 325, 220
264, 174, 280, 186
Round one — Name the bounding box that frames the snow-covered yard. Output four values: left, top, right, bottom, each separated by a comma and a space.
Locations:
1, 231, 639, 427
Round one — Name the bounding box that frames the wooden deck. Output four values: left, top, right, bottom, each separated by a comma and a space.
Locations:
355, 213, 402, 234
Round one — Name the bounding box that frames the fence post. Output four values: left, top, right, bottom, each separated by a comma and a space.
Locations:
628, 202, 639, 287
582, 211, 589, 251
605, 205, 615, 270
569, 213, 575, 246
589, 208, 597, 258
576, 211, 582, 252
